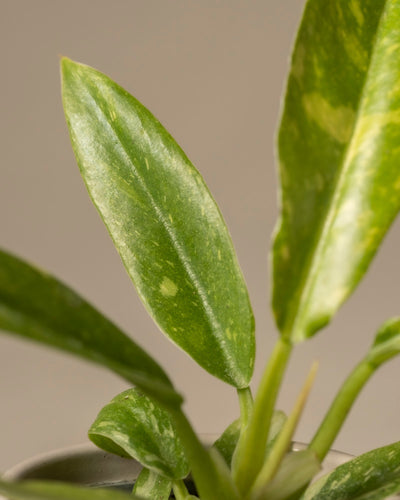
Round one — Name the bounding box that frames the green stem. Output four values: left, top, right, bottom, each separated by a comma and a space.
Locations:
173, 480, 190, 500
237, 386, 254, 430
233, 337, 292, 495
309, 359, 374, 461
170, 408, 240, 500
248, 362, 318, 500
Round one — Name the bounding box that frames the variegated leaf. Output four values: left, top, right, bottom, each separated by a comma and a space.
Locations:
273, 0, 400, 342
61, 58, 254, 388
302, 441, 400, 500
132, 468, 171, 499
89, 388, 189, 479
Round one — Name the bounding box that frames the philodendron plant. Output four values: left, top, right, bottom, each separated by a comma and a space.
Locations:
2, 1, 400, 499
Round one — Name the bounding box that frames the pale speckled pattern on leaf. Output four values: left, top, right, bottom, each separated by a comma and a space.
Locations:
61, 58, 255, 388
132, 467, 172, 499
273, 0, 400, 342
89, 388, 189, 479
302, 441, 400, 499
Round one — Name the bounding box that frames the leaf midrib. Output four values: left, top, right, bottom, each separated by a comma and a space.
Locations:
283, 1, 389, 341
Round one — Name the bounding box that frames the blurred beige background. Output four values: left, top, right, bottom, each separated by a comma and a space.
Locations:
1, 0, 400, 472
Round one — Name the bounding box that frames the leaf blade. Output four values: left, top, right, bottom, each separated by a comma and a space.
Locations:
61, 57, 255, 388
89, 388, 189, 479
213, 419, 241, 467
302, 441, 400, 500
273, 0, 400, 342
0, 248, 181, 408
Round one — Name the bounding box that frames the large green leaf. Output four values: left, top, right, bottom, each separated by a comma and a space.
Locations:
61, 58, 254, 388
273, 0, 400, 342
0, 248, 181, 408
0, 479, 136, 500
89, 388, 189, 479
302, 441, 400, 499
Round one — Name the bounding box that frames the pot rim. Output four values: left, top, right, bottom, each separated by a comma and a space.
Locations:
4, 439, 354, 483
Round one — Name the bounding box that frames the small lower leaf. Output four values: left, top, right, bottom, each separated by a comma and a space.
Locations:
214, 411, 287, 468
0, 479, 136, 500
89, 388, 189, 479
132, 468, 171, 499
302, 441, 400, 500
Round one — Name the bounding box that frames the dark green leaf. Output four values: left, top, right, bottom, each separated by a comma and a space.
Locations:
0, 249, 181, 408
89, 388, 189, 479
0, 479, 136, 500
132, 468, 171, 499
302, 441, 400, 499
61, 58, 255, 388
351, 481, 400, 500
273, 0, 400, 342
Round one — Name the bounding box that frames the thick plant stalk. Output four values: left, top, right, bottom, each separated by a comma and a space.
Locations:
233, 338, 292, 494
248, 361, 318, 500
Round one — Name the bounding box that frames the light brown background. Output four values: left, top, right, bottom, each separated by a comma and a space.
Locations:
1, 0, 400, 472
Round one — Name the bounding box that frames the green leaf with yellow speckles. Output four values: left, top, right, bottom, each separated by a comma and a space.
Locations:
89, 388, 189, 479
132, 468, 172, 499
301, 441, 400, 500
0, 248, 181, 408
61, 58, 255, 388
273, 0, 400, 342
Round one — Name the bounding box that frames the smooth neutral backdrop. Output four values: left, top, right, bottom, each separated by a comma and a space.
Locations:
1, 0, 400, 472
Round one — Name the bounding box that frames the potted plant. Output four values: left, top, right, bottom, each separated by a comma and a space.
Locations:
2, 0, 400, 498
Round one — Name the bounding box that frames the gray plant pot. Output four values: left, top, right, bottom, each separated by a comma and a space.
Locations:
3, 440, 355, 497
